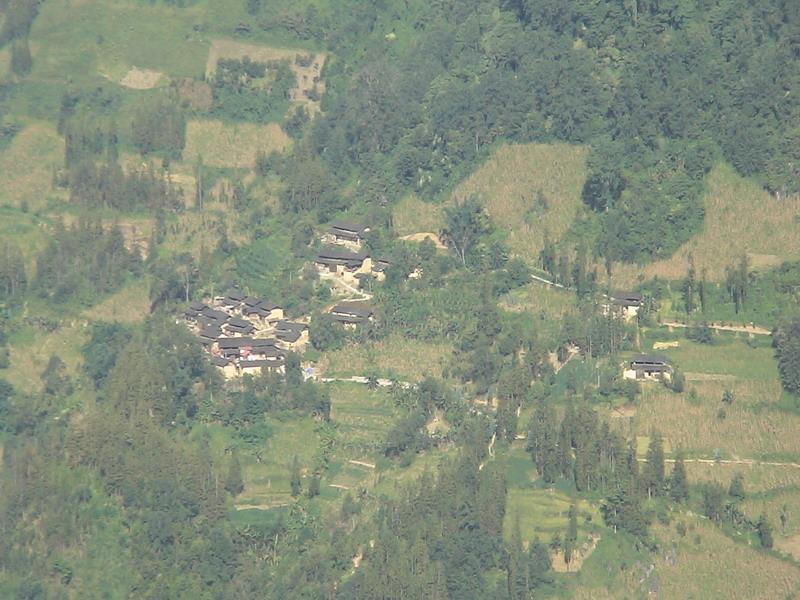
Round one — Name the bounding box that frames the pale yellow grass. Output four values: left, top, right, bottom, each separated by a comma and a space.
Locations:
776, 533, 800, 561
634, 380, 800, 458
119, 66, 164, 89
184, 120, 291, 168
392, 194, 443, 236
321, 334, 452, 382
742, 490, 800, 539
0, 46, 9, 79
451, 142, 588, 262
613, 163, 800, 285
0, 122, 64, 211
648, 519, 799, 599
206, 39, 326, 114
685, 462, 800, 494
83, 283, 150, 323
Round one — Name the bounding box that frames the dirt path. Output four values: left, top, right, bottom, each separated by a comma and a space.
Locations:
637, 457, 800, 468
662, 321, 771, 335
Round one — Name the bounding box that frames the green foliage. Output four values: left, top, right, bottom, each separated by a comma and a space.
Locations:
775, 314, 800, 396
668, 451, 689, 503
440, 195, 494, 266
131, 98, 186, 159
10, 37, 33, 76
82, 322, 132, 390
756, 514, 774, 549
210, 58, 296, 123
33, 220, 142, 305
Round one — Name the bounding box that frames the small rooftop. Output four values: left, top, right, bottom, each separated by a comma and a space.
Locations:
630, 353, 669, 365
331, 303, 373, 319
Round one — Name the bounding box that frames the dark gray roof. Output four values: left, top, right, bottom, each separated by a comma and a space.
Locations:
612, 291, 644, 306
212, 356, 230, 367
225, 289, 246, 302
277, 329, 302, 343
331, 303, 373, 319
201, 307, 230, 322
276, 320, 306, 332
188, 301, 206, 311
242, 296, 263, 307
329, 220, 369, 236
630, 353, 669, 366
227, 318, 253, 328
217, 337, 276, 349
316, 247, 367, 262
241, 358, 285, 369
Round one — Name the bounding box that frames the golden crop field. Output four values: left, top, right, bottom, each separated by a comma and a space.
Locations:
613, 163, 800, 285
451, 142, 588, 263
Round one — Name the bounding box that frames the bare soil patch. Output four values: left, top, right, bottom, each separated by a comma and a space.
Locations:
120, 67, 164, 89
399, 232, 447, 249
653, 341, 680, 350
550, 535, 599, 573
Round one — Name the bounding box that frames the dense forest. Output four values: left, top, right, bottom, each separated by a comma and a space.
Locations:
0, 0, 799, 597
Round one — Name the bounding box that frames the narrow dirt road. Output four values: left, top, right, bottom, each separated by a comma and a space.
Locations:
661, 321, 771, 336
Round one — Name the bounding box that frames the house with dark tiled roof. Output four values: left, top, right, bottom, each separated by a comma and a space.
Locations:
610, 291, 645, 320
323, 220, 370, 249
274, 320, 309, 351
623, 354, 672, 382
330, 303, 374, 328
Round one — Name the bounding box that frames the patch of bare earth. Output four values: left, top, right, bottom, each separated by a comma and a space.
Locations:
399, 232, 447, 249
550, 535, 600, 572
120, 67, 164, 89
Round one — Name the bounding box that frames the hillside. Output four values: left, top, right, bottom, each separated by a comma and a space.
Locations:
1, 0, 800, 598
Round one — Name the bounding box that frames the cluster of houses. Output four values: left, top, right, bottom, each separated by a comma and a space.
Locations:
315, 221, 392, 286
178, 221, 384, 378
184, 290, 311, 378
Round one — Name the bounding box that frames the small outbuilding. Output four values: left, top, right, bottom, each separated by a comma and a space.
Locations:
624, 354, 672, 382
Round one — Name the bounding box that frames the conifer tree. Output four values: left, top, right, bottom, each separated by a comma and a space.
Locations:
668, 451, 689, 503
224, 451, 244, 497
757, 514, 773, 549
728, 472, 746, 501
290, 455, 302, 498
564, 504, 578, 570
643, 432, 665, 498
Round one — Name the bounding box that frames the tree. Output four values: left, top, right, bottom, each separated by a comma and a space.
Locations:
668, 451, 689, 503
643, 432, 665, 498
290, 455, 302, 497
225, 451, 244, 497
564, 504, 578, 570
728, 472, 745, 501
10, 37, 32, 77
775, 315, 800, 395
701, 483, 725, 523
440, 195, 493, 266
601, 488, 650, 539
682, 256, 696, 314
756, 514, 773, 549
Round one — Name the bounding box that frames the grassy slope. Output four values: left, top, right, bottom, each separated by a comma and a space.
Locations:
612, 163, 800, 285
391, 142, 588, 262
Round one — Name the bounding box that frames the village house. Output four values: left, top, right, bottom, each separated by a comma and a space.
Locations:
212, 356, 239, 379
240, 298, 284, 327
274, 320, 309, 351
198, 323, 222, 346
216, 337, 278, 361
610, 291, 645, 320
184, 301, 207, 323
315, 248, 373, 284
323, 220, 370, 250
623, 354, 672, 382
240, 358, 286, 376
220, 288, 246, 308
371, 257, 392, 282
222, 317, 255, 336
330, 302, 374, 328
